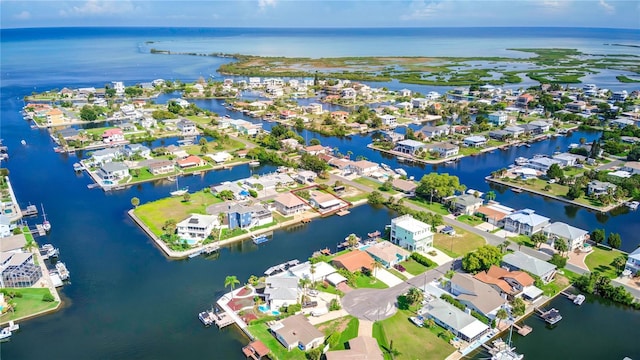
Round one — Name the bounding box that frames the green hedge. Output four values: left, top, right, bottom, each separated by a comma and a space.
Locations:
411, 252, 437, 268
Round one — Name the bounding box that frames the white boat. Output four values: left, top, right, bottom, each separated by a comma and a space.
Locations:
492, 325, 523, 360
380, 163, 391, 171
198, 309, 214, 326
41, 203, 51, 232
40, 244, 59, 258
252, 233, 269, 245
21, 140, 26, 145
0, 327, 11, 340
249, 161, 260, 167
395, 168, 407, 176
573, 294, 586, 305
55, 262, 70, 281
170, 177, 188, 197
514, 157, 529, 166
624, 201, 639, 210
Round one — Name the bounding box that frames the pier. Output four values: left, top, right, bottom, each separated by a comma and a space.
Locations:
513, 323, 533, 336
212, 311, 236, 328
21, 204, 38, 217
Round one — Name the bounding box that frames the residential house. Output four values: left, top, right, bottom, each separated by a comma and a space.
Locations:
59, 87, 74, 97
449, 273, 507, 319
176, 155, 207, 168
280, 110, 296, 120
452, 194, 484, 215
123, 144, 151, 158
242, 341, 270, 360
209, 151, 232, 164
474, 265, 538, 301
489, 130, 511, 141
227, 204, 273, 230
176, 214, 217, 243
412, 98, 429, 110
1, 252, 43, 288
264, 276, 300, 310
302, 145, 328, 156
391, 178, 417, 196
394, 139, 426, 155
330, 111, 349, 121
552, 153, 578, 167
488, 111, 508, 126
287, 261, 337, 283
529, 120, 551, 133
503, 209, 550, 236
364, 241, 410, 268
431, 142, 459, 158
611, 90, 628, 102
244, 173, 295, 190
211, 182, 247, 200
97, 162, 129, 181
280, 138, 302, 152
396, 101, 413, 111
0, 215, 15, 238
422, 298, 490, 343
610, 118, 636, 129
309, 191, 343, 213
294, 170, 317, 184
46, 108, 65, 126
348, 160, 379, 176
475, 203, 514, 227
325, 336, 384, 360
389, 214, 434, 252
418, 125, 449, 139
102, 128, 125, 143
270, 314, 324, 351
305, 103, 323, 115
516, 93, 535, 108
148, 160, 175, 175
543, 222, 589, 250
565, 101, 587, 112
504, 126, 524, 138
587, 180, 616, 196
176, 119, 197, 135
525, 157, 562, 172
341, 88, 357, 100
399, 89, 412, 97
139, 117, 157, 129
463, 136, 487, 148
382, 131, 405, 143
502, 251, 557, 283
274, 193, 308, 216
379, 114, 397, 127
57, 127, 80, 140
624, 247, 640, 276
91, 148, 121, 164
331, 250, 375, 273
621, 162, 640, 175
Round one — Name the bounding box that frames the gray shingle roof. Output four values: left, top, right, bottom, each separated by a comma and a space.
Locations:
502, 251, 556, 278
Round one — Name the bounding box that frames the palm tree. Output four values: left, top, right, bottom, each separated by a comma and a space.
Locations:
299, 278, 311, 299
406, 287, 424, 306
371, 261, 382, 283
224, 275, 240, 298
346, 233, 360, 248
486, 190, 496, 203
496, 308, 509, 329
131, 197, 140, 208
612, 255, 627, 273
310, 262, 316, 286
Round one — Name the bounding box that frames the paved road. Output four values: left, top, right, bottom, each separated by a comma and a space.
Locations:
342, 261, 453, 321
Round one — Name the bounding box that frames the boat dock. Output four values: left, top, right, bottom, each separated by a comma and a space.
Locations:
537, 307, 562, 325
21, 205, 38, 217
212, 311, 236, 328
35, 224, 46, 236
336, 210, 350, 216
513, 323, 533, 336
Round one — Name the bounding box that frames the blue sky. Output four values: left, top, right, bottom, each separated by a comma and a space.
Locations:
1, 0, 639, 29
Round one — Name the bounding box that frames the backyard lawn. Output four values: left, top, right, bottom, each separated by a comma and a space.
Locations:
0, 288, 59, 322
373, 309, 454, 360
318, 316, 359, 350
456, 214, 484, 226
247, 323, 306, 360
354, 273, 389, 289
585, 245, 624, 279
133, 190, 223, 236
433, 227, 485, 257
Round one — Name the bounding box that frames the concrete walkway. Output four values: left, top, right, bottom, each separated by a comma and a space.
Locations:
358, 319, 373, 337
374, 268, 404, 287
308, 309, 349, 325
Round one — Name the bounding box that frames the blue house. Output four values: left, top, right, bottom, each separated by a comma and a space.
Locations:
227, 204, 253, 229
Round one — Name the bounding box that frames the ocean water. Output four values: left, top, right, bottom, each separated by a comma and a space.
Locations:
1, 27, 639, 359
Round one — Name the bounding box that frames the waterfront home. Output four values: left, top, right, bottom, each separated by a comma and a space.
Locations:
211, 182, 247, 200
504, 125, 524, 138
208, 151, 232, 164
148, 160, 175, 175
46, 108, 65, 126
565, 100, 587, 112
417, 125, 449, 139
412, 98, 429, 110
341, 88, 357, 100
586, 180, 617, 196
389, 214, 434, 252
475, 203, 514, 227
176, 155, 207, 169
227, 204, 273, 230
176, 119, 197, 135
452, 194, 484, 216
391, 178, 417, 196
608, 170, 632, 181
244, 173, 295, 190
0, 215, 15, 238
139, 117, 157, 129
59, 87, 74, 97
421, 298, 490, 343
288, 261, 337, 283
270, 314, 324, 351
280, 110, 296, 120
264, 276, 300, 310
463, 136, 487, 148
624, 247, 640, 275
97, 162, 129, 181
431, 142, 460, 158
102, 128, 125, 143
0, 252, 43, 288
304, 102, 323, 115
348, 160, 379, 176
379, 114, 397, 127
273, 192, 308, 216
488, 111, 508, 126
449, 273, 507, 319
248, 77, 261, 88
331, 250, 375, 273
91, 148, 122, 165
516, 93, 535, 108
330, 111, 349, 121
302, 145, 328, 156
502, 251, 557, 284
176, 214, 217, 243
0, 233, 26, 253
610, 90, 628, 102
325, 336, 384, 360
294, 170, 317, 184
56, 127, 80, 140
364, 241, 410, 269
396, 101, 413, 111
529, 120, 551, 133
503, 209, 550, 236
382, 131, 405, 143
399, 89, 412, 97
524, 156, 562, 172
280, 138, 302, 152
77, 87, 96, 97
123, 144, 151, 158
394, 139, 427, 155
242, 341, 270, 360
552, 153, 578, 167
309, 191, 344, 213
620, 161, 640, 175
543, 222, 589, 251
489, 130, 511, 141
474, 265, 536, 300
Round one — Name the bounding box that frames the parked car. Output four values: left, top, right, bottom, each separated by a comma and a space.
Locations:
311, 307, 329, 317
394, 264, 406, 272
308, 289, 319, 297
302, 301, 318, 309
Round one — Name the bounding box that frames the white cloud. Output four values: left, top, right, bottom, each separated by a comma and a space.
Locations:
598, 0, 615, 13
14, 10, 31, 20
401, 0, 450, 20
64, 0, 137, 16
258, 0, 276, 11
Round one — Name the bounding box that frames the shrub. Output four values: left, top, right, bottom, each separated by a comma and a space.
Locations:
248, 189, 258, 198
548, 253, 567, 268
42, 293, 55, 302
440, 294, 465, 311
329, 298, 341, 311
410, 252, 436, 268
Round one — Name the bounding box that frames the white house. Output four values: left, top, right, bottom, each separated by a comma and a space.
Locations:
389, 214, 434, 252
91, 148, 121, 165
348, 160, 379, 176
463, 136, 487, 148
421, 298, 490, 343
624, 247, 640, 276
431, 142, 459, 158
97, 162, 129, 181
502, 251, 557, 283
587, 180, 616, 196
379, 114, 397, 127
176, 119, 197, 135
102, 128, 125, 143
503, 209, 550, 236
270, 314, 324, 352
543, 222, 589, 251
264, 276, 300, 310
176, 214, 217, 243
209, 151, 232, 164
449, 273, 507, 319
123, 144, 151, 158
0, 215, 16, 238
394, 139, 426, 155
274, 192, 308, 216
488, 111, 508, 126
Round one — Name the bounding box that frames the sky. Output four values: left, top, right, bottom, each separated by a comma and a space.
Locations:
1, 0, 639, 29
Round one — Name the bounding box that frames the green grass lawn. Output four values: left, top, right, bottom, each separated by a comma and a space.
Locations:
133, 190, 223, 236
405, 198, 450, 215
373, 309, 454, 360
354, 273, 388, 289
0, 288, 59, 322
247, 323, 306, 360
585, 245, 623, 279
388, 267, 408, 281
456, 214, 484, 226
343, 192, 370, 203
125, 168, 179, 183
433, 226, 485, 257
399, 258, 429, 275
353, 177, 399, 195
319, 316, 359, 350
508, 234, 535, 248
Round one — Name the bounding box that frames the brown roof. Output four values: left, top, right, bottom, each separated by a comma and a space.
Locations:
476, 206, 509, 221
332, 250, 374, 272
304, 145, 326, 152
364, 241, 410, 264
392, 178, 417, 192
274, 314, 324, 347
486, 265, 534, 287
311, 191, 338, 205
351, 160, 378, 170
275, 192, 306, 208
242, 340, 270, 358
325, 336, 384, 360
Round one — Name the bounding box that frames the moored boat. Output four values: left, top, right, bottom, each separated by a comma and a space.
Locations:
573, 294, 586, 305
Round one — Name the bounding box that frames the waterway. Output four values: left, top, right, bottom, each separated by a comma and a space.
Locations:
1, 27, 639, 359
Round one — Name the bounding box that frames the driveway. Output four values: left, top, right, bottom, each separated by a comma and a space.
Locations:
342, 261, 453, 321
374, 268, 403, 287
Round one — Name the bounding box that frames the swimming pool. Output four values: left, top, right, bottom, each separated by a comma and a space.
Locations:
258, 305, 281, 316
103, 180, 113, 185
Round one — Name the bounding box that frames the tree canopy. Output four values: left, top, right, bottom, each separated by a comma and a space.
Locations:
416, 173, 466, 200
461, 245, 502, 273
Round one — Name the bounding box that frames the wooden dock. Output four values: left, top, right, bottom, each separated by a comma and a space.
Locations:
213, 311, 236, 328
513, 323, 533, 336
21, 205, 38, 217
336, 210, 350, 216
35, 224, 46, 236
301, 218, 311, 223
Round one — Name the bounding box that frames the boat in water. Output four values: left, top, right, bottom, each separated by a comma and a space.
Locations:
624, 201, 639, 210
41, 204, 51, 232
514, 157, 529, 166
198, 309, 215, 326
540, 308, 562, 325
40, 244, 59, 259
395, 168, 407, 176
573, 294, 586, 305
249, 161, 260, 167
380, 163, 391, 171
252, 233, 269, 245
170, 177, 188, 197
21, 140, 26, 146
0, 327, 11, 341
55, 262, 70, 281
491, 324, 523, 360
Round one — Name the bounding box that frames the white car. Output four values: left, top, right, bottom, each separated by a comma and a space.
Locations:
308, 289, 319, 297
311, 307, 329, 317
